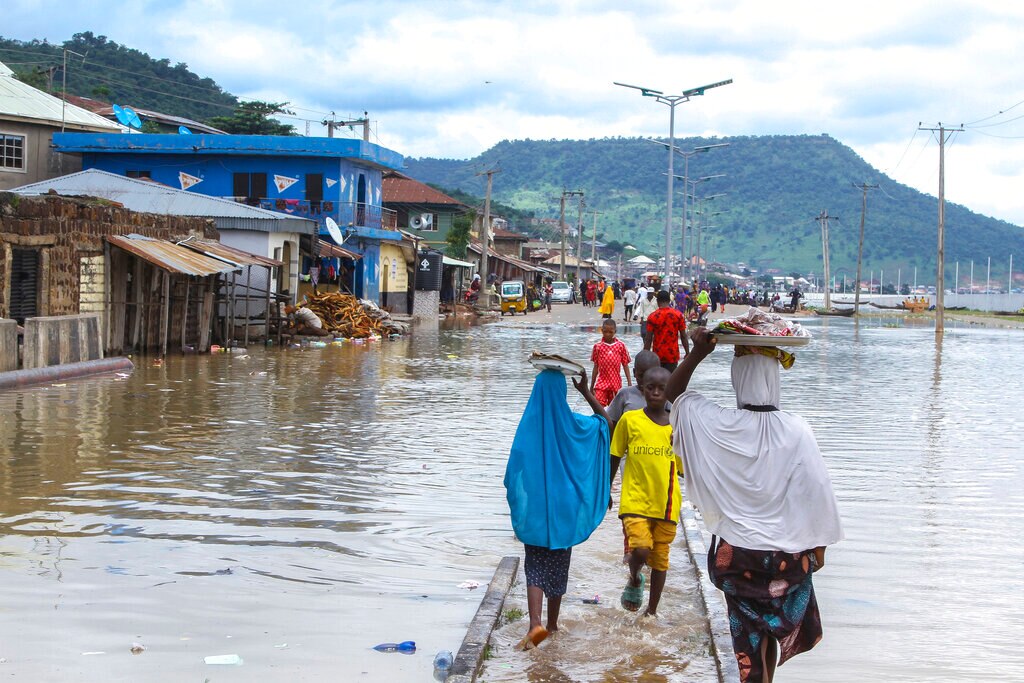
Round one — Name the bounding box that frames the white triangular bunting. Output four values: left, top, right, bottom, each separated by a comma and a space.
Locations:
273, 175, 299, 193
179, 172, 202, 190
325, 178, 337, 188
339, 175, 347, 192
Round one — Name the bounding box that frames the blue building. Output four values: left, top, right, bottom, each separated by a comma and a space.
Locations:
52, 132, 408, 306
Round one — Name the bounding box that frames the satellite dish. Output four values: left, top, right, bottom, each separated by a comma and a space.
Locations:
178, 126, 193, 135
123, 106, 143, 129
325, 217, 346, 246
112, 104, 131, 127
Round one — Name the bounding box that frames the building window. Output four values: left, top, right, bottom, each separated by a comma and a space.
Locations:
233, 172, 268, 206
1, 134, 25, 170
126, 170, 151, 179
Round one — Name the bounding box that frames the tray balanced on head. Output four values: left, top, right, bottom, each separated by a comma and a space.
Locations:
528, 351, 586, 376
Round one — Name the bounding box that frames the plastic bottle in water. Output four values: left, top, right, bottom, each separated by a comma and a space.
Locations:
372, 640, 416, 653
433, 650, 453, 680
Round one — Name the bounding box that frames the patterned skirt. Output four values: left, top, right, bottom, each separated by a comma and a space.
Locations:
708, 537, 822, 683
523, 545, 572, 598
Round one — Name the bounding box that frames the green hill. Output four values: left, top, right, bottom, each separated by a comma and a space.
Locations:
0, 32, 237, 122
407, 135, 1024, 281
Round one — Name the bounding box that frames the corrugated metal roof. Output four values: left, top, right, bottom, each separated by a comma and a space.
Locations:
108, 234, 239, 276
12, 169, 316, 234
317, 241, 362, 260
177, 237, 282, 268
382, 173, 467, 206
0, 60, 122, 131
62, 94, 228, 134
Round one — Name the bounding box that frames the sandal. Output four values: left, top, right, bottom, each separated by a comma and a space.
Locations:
620, 572, 646, 612
517, 625, 549, 650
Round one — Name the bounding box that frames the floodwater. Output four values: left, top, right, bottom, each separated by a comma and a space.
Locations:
0, 316, 1021, 681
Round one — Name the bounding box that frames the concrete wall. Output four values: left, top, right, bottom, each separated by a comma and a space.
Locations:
22, 314, 102, 369
80, 153, 383, 211
0, 318, 16, 372
0, 121, 83, 191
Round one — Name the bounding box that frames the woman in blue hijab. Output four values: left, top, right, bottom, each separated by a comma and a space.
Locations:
504, 368, 611, 649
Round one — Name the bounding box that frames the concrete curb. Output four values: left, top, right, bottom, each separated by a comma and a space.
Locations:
680, 505, 740, 683
448, 556, 519, 683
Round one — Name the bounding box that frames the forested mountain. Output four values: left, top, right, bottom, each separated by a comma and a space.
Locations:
0, 32, 237, 121
408, 136, 1024, 279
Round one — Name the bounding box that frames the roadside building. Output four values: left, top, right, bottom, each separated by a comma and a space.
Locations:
0, 193, 244, 360
0, 60, 120, 191
51, 131, 405, 307
382, 171, 470, 253
491, 227, 529, 258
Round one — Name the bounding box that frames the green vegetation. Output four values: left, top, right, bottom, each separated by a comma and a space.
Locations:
502, 607, 525, 622
0, 32, 238, 122
446, 211, 475, 259
429, 184, 536, 232
407, 135, 1024, 277
207, 101, 297, 136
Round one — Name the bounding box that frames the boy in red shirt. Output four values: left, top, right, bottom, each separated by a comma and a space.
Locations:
643, 290, 690, 371
590, 319, 632, 406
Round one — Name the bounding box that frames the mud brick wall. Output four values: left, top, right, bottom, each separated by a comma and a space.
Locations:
0, 193, 217, 319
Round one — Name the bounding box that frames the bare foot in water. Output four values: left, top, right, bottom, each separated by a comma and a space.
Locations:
518, 625, 548, 650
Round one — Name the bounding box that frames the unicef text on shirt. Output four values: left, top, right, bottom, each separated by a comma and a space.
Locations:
632, 445, 673, 458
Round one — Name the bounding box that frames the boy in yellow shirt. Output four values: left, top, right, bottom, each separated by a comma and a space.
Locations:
609, 366, 682, 616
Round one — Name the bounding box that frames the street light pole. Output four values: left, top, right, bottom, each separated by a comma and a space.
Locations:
615, 79, 733, 290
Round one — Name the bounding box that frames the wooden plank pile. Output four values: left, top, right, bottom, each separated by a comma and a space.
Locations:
302, 293, 406, 338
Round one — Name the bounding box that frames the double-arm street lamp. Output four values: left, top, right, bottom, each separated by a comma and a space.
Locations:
615, 79, 733, 290
676, 173, 726, 282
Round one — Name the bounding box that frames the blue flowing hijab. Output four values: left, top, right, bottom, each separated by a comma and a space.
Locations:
504, 370, 610, 550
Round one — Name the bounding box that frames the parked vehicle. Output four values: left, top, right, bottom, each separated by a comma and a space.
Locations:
500, 280, 528, 316
550, 281, 572, 304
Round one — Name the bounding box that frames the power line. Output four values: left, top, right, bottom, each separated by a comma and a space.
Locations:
963, 96, 1024, 126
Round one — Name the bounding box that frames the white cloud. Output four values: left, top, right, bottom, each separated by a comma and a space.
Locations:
4, 0, 1024, 223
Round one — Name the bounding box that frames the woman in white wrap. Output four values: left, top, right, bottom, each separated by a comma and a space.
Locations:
666, 328, 843, 683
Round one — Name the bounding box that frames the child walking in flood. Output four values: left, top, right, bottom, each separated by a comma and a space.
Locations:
590, 319, 632, 407
608, 366, 682, 617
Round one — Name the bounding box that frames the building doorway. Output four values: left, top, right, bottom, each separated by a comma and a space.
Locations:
9, 247, 41, 323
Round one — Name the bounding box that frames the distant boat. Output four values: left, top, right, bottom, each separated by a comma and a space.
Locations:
870, 301, 903, 310
815, 308, 855, 317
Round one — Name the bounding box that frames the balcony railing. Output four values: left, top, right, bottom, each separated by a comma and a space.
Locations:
257, 199, 397, 231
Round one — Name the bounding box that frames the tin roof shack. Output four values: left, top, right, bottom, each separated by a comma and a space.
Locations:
12, 169, 306, 333
491, 227, 529, 258
51, 132, 405, 307
0, 193, 231, 359
0, 61, 121, 191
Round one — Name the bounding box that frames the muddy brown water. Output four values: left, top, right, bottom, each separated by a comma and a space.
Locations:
0, 316, 1021, 681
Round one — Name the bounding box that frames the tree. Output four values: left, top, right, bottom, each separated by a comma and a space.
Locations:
207, 101, 297, 135
446, 211, 475, 258
13, 67, 49, 91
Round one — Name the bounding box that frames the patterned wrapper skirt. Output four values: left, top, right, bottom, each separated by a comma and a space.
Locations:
523, 545, 572, 598
708, 537, 822, 683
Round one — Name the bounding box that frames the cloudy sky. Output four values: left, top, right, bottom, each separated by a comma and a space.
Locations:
5, 0, 1024, 224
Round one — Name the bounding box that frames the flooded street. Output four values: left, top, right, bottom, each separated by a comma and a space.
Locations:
0, 311, 1022, 681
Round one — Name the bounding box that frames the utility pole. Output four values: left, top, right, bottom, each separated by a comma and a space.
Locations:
324, 111, 370, 141
919, 122, 963, 335
476, 167, 500, 309
590, 211, 602, 263
815, 210, 838, 309
60, 47, 88, 132
852, 183, 878, 315
558, 189, 584, 280
559, 191, 566, 280
574, 191, 586, 282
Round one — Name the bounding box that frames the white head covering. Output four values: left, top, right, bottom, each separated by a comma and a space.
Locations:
670, 354, 843, 553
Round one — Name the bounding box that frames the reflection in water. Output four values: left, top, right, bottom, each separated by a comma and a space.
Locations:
0, 319, 1021, 681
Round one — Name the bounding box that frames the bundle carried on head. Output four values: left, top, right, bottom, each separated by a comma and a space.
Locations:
710, 306, 811, 368
712, 306, 809, 338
